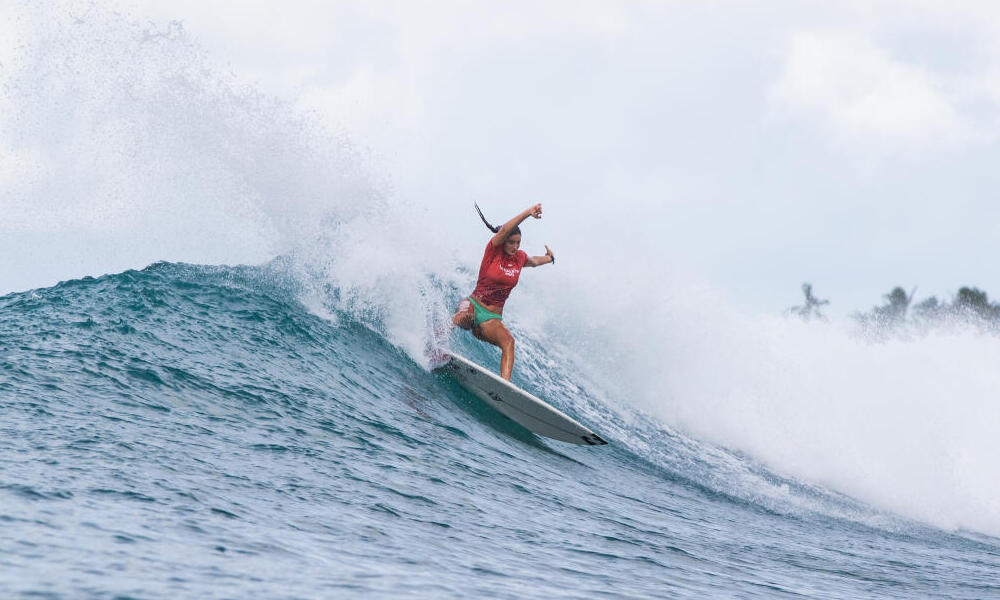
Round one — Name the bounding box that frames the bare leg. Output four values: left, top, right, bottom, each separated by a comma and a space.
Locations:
452, 299, 474, 330
475, 319, 515, 380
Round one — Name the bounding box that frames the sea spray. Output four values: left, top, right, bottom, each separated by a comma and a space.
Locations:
0, 3, 466, 362
516, 257, 1000, 536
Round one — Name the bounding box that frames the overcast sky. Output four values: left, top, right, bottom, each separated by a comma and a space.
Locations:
5, 1, 1000, 314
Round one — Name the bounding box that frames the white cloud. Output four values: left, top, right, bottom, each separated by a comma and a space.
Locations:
769, 30, 996, 154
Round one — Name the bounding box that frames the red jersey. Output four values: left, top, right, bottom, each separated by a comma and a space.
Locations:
471, 240, 528, 311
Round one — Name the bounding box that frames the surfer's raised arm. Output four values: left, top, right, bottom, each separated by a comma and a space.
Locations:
489, 204, 542, 248
525, 245, 555, 267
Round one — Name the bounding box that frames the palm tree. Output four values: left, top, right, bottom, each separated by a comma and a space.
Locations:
874, 286, 917, 326
788, 283, 830, 322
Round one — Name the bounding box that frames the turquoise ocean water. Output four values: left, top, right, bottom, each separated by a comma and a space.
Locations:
2, 263, 998, 599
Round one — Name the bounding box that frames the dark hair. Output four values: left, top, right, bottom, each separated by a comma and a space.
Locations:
475, 203, 521, 236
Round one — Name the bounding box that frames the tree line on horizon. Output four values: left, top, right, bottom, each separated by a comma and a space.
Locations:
787, 282, 1000, 336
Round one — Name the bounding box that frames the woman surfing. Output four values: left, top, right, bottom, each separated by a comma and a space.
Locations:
452, 203, 555, 381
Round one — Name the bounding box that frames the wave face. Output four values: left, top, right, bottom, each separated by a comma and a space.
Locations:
1, 263, 998, 599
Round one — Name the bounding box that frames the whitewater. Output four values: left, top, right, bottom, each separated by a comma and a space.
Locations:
2, 5, 1000, 599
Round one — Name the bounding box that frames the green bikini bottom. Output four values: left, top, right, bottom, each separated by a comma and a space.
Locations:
468, 296, 502, 327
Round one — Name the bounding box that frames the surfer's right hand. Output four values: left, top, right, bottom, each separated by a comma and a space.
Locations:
528, 204, 542, 219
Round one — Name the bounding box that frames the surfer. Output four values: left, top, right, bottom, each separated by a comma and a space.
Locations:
452, 203, 555, 381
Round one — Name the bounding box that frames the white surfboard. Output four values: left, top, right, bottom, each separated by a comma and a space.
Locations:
439, 352, 607, 446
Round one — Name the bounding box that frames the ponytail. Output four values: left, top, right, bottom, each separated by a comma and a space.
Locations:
474, 202, 500, 233
474, 203, 522, 238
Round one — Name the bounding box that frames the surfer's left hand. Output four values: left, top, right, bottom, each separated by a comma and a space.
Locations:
545, 245, 555, 265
